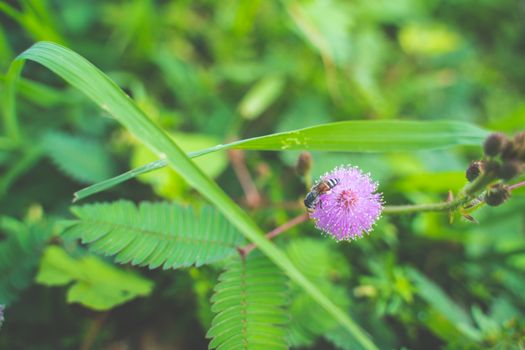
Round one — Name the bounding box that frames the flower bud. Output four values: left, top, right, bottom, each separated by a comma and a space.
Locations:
513, 132, 525, 161
484, 160, 500, 175
501, 133, 525, 161
484, 133, 508, 157
466, 161, 484, 182
498, 161, 524, 180
296, 152, 312, 177
484, 183, 511, 207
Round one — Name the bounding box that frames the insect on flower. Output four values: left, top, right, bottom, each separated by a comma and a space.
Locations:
304, 178, 340, 211
309, 165, 383, 241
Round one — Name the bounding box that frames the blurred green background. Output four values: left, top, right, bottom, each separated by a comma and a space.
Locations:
1, 0, 524, 349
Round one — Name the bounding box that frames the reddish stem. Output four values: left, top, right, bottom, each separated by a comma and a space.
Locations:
228, 148, 261, 209
238, 213, 309, 257
509, 180, 525, 191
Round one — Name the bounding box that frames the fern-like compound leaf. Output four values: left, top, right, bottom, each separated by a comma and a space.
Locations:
42, 131, 116, 184
65, 200, 245, 269
0, 217, 53, 305
285, 238, 352, 348
207, 254, 289, 350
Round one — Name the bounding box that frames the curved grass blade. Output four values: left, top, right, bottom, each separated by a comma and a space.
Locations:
8, 41, 379, 350
200, 119, 488, 153
73, 159, 167, 202
75, 119, 488, 201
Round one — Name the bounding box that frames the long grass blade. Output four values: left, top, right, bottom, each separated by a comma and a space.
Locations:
75, 119, 488, 201
8, 41, 379, 350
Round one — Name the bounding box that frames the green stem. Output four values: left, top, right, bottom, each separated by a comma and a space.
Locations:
3, 58, 22, 142
383, 198, 465, 215
383, 171, 494, 215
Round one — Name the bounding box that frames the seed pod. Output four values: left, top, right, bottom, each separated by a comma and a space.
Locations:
484, 133, 508, 157
484, 183, 511, 207
498, 160, 524, 180
466, 161, 484, 182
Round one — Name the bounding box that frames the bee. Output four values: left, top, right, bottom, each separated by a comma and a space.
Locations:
304, 178, 339, 211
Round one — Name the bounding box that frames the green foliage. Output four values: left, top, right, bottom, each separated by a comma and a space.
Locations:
65, 201, 245, 269
10, 41, 377, 350
207, 254, 289, 350
0, 216, 53, 305
218, 120, 488, 153
130, 132, 228, 199
407, 267, 482, 341
42, 131, 116, 184
75, 119, 487, 201
238, 76, 285, 120
285, 238, 353, 348
36, 246, 152, 310
2, 0, 525, 349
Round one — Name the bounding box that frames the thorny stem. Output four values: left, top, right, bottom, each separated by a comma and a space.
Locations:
383, 171, 525, 215
238, 213, 309, 257
383, 197, 466, 215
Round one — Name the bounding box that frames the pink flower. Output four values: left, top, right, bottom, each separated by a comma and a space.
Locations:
309, 165, 383, 241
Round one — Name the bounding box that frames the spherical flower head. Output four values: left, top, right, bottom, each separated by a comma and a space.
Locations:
309, 165, 383, 241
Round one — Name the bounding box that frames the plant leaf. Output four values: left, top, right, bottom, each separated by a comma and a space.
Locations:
286, 239, 352, 348
238, 75, 285, 120
220, 120, 488, 152
42, 131, 116, 184
65, 200, 245, 269
207, 254, 289, 350
75, 119, 488, 201
0, 216, 53, 305
36, 246, 153, 310
406, 267, 482, 341
10, 41, 379, 350
73, 159, 167, 202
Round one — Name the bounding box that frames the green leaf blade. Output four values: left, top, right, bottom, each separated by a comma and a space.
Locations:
66, 201, 245, 269
406, 267, 483, 341
207, 255, 289, 350
36, 246, 153, 311
225, 120, 488, 153
10, 41, 379, 350
74, 119, 487, 201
